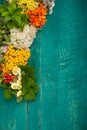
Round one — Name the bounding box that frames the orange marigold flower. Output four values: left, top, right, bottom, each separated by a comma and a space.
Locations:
26, 3, 47, 27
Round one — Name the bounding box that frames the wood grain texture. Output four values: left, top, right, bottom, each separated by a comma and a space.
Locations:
0, 0, 87, 130
28, 0, 87, 130
0, 89, 27, 130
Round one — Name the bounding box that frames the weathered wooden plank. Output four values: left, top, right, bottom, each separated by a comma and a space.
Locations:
27, 32, 43, 130
28, 0, 87, 130
0, 0, 87, 130
40, 0, 87, 130
0, 89, 27, 130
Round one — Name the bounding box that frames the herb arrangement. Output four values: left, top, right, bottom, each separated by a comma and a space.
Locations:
0, 0, 55, 102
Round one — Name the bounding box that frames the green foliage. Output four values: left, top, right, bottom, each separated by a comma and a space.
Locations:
0, 65, 38, 102
24, 89, 36, 100
16, 96, 23, 103
0, 58, 4, 62
0, 1, 28, 31
4, 89, 11, 100
0, 81, 9, 88
0, 19, 10, 46
0, 77, 3, 84
20, 65, 38, 101
20, 65, 36, 81
36, 0, 42, 2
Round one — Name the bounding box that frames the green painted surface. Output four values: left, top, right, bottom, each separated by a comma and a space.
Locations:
0, 0, 87, 130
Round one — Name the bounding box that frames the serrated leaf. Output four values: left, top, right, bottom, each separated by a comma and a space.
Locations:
4, 89, 11, 100
15, 16, 21, 25
7, 6, 13, 14
10, 4, 16, 11
4, 15, 12, 22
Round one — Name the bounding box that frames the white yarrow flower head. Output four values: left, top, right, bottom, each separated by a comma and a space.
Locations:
6, 25, 37, 49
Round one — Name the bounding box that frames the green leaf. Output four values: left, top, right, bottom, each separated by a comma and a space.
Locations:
22, 87, 28, 95
1, 12, 9, 17
16, 96, 23, 103
21, 14, 28, 22
4, 15, 12, 22
0, 82, 8, 88
4, 89, 12, 100
0, 78, 3, 84
7, 6, 13, 14
8, 89, 16, 96
0, 58, 4, 62
7, 21, 16, 29
0, 3, 25, 30
10, 4, 16, 11
5, 36, 11, 42
15, 16, 21, 26
20, 65, 36, 81
0, 5, 8, 13
22, 75, 35, 88
24, 89, 36, 101
33, 84, 39, 93
14, 8, 22, 14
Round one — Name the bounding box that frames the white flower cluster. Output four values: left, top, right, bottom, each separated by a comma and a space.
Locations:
7, 25, 37, 49
10, 66, 22, 97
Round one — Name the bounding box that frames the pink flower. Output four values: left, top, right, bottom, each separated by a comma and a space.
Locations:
1, 46, 8, 53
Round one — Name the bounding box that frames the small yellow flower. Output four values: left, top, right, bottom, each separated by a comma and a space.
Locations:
17, 85, 22, 90
17, 90, 22, 97
12, 66, 21, 75
11, 83, 18, 89
17, 79, 21, 85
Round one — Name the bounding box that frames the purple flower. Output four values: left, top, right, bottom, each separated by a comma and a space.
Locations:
1, 46, 8, 53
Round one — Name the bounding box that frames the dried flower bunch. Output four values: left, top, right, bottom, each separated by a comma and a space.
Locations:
0, 0, 54, 102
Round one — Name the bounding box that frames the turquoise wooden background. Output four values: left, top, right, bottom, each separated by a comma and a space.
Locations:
0, 0, 87, 130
